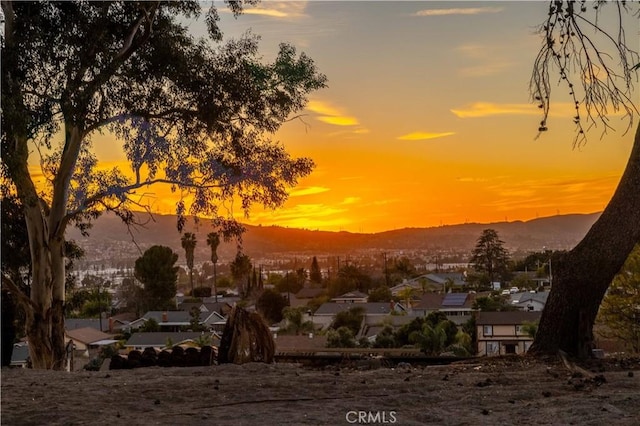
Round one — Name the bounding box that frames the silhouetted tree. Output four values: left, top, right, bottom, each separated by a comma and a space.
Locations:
310, 256, 322, 285
206, 232, 221, 302
181, 232, 197, 296
256, 289, 288, 325
473, 295, 518, 312
368, 286, 392, 303
134, 246, 179, 311
529, 1, 640, 358
330, 306, 365, 336
469, 229, 510, 286
1, 0, 325, 369
230, 253, 252, 298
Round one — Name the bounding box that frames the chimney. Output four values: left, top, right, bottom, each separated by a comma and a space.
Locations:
108, 317, 114, 333
162, 311, 168, 322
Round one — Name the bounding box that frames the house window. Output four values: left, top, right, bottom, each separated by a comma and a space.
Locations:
483, 325, 493, 336
486, 341, 499, 355
515, 325, 523, 335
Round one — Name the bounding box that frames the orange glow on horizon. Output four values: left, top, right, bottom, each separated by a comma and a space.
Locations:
23, 2, 637, 235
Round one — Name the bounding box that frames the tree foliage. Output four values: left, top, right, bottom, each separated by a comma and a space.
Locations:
1, 0, 325, 369
326, 326, 357, 348
328, 265, 373, 297
330, 306, 365, 336
469, 229, 510, 285
473, 295, 518, 312
206, 233, 221, 264
598, 245, 640, 352
388, 257, 417, 284
256, 288, 288, 325
230, 252, 253, 297
368, 285, 392, 303
310, 256, 322, 285
275, 270, 305, 296
118, 277, 145, 317
282, 306, 314, 335
134, 245, 178, 311
409, 323, 447, 356
395, 312, 458, 349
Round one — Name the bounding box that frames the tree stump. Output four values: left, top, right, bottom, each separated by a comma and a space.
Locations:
218, 306, 275, 364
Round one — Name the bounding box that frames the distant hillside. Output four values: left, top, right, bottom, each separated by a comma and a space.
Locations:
66, 212, 600, 264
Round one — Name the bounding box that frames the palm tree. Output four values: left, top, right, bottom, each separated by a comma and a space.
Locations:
206, 232, 220, 302
181, 232, 197, 296
398, 287, 416, 312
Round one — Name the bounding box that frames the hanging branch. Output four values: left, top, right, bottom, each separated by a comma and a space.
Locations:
530, 0, 639, 146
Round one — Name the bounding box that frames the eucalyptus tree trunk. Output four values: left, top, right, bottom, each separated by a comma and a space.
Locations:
530, 123, 640, 358
6, 124, 83, 369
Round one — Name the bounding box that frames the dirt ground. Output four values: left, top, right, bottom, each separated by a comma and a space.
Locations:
2, 356, 640, 425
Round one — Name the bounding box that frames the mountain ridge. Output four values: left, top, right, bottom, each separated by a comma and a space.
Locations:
66, 212, 601, 264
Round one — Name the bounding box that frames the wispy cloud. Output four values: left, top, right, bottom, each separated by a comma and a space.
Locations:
317, 116, 360, 126
451, 102, 595, 118
226, 1, 308, 19
451, 102, 538, 118
341, 197, 361, 205
246, 203, 351, 230
482, 175, 618, 211
242, 8, 288, 18
289, 186, 330, 197
456, 176, 489, 183
413, 7, 503, 17
306, 99, 368, 133
397, 131, 455, 141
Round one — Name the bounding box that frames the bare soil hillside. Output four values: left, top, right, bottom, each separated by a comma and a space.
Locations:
2, 356, 639, 425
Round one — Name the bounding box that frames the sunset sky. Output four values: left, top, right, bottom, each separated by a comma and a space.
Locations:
36, 1, 639, 234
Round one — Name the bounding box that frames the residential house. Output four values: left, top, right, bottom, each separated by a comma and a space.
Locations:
331, 291, 368, 304
65, 313, 137, 334
362, 315, 416, 343
425, 273, 467, 290
411, 293, 444, 317
285, 287, 326, 309
476, 311, 541, 356
10, 342, 30, 368
295, 287, 325, 300
390, 273, 466, 296
412, 292, 479, 325
177, 301, 233, 317
311, 302, 405, 335
65, 327, 118, 352
126, 310, 226, 333
175, 295, 240, 307
124, 332, 219, 351
508, 291, 549, 312
65, 317, 110, 333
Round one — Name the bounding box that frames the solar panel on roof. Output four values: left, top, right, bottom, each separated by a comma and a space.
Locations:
442, 293, 467, 306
